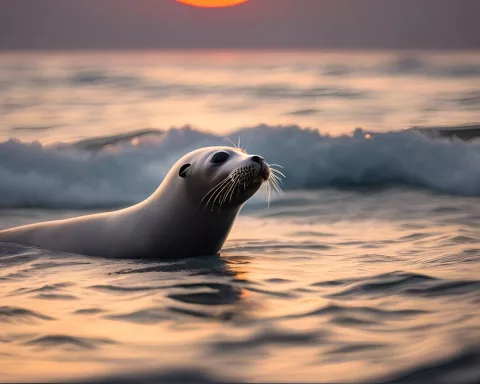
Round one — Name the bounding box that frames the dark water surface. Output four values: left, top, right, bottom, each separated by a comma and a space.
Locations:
1, 188, 479, 383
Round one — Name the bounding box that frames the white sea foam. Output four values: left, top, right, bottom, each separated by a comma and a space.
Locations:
0, 125, 479, 208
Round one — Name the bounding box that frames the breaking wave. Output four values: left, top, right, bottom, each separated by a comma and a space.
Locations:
0, 125, 479, 208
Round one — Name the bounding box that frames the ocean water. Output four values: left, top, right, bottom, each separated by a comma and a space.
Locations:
1, 51, 480, 383
1, 51, 480, 143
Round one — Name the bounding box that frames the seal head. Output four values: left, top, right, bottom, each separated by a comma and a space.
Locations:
177, 147, 269, 212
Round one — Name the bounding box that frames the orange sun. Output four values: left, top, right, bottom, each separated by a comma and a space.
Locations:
177, 0, 249, 8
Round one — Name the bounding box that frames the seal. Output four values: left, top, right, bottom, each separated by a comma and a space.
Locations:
0, 146, 283, 259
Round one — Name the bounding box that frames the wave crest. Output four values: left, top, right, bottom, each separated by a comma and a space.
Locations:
0, 125, 479, 208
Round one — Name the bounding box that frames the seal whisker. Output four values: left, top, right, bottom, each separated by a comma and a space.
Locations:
267, 180, 272, 208
270, 177, 283, 196
218, 178, 238, 213
210, 184, 227, 212
202, 176, 231, 200
198, 177, 231, 211
270, 170, 283, 180
199, 176, 232, 212
244, 136, 251, 153
272, 184, 282, 196
261, 182, 269, 208
210, 179, 233, 212
215, 175, 238, 211
224, 137, 238, 149
273, 178, 284, 185
270, 169, 286, 179
220, 177, 236, 204
227, 177, 240, 203
270, 174, 285, 187
224, 179, 239, 207
217, 181, 231, 213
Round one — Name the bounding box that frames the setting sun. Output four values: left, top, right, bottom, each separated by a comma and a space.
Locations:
177, 0, 249, 8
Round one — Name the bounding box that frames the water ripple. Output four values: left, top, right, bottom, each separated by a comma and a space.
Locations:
0, 306, 55, 323
24, 335, 116, 350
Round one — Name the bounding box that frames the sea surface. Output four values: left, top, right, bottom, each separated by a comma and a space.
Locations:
1, 51, 480, 143
0, 51, 480, 383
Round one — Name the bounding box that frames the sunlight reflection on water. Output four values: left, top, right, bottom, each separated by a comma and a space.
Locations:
1, 188, 479, 383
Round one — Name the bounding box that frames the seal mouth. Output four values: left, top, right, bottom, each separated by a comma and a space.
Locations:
232, 164, 265, 191
238, 163, 271, 187
259, 163, 271, 182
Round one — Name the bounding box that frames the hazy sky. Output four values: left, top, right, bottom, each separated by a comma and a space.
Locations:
0, 0, 479, 50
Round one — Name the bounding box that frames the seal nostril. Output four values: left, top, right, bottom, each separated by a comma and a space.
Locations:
251, 156, 263, 164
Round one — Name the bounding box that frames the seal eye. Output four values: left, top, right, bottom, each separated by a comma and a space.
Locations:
211, 152, 229, 164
